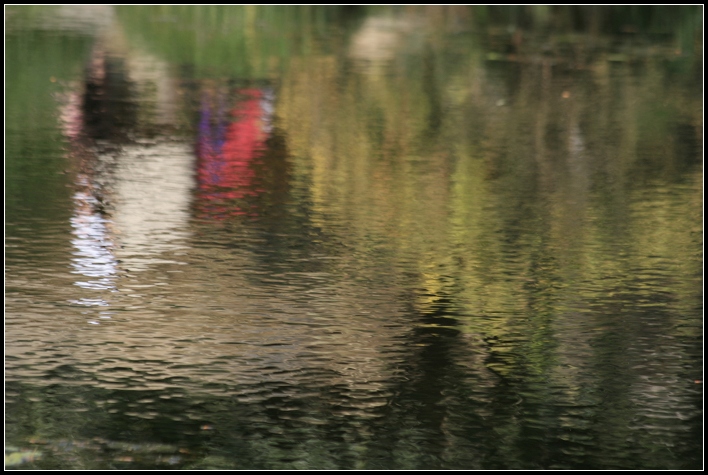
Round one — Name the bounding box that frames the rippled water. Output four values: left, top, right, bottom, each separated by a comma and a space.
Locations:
5, 6, 703, 469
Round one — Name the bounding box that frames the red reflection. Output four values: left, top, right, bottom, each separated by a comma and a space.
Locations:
195, 88, 272, 219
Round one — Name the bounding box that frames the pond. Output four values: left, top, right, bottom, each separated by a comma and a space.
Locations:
5, 6, 703, 470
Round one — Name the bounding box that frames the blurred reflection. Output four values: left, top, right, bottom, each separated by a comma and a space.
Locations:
349, 15, 420, 67
69, 190, 116, 292
108, 142, 195, 271
5, 5, 702, 470
82, 40, 195, 272
60, 86, 117, 322
195, 86, 275, 219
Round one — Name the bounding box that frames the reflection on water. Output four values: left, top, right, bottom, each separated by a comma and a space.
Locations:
196, 86, 275, 219
70, 190, 116, 292
109, 142, 194, 271
5, 5, 703, 470
61, 86, 117, 323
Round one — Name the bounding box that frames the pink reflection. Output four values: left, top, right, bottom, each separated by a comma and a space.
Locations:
195, 88, 273, 219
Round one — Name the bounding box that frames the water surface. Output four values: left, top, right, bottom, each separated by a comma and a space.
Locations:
5, 6, 703, 469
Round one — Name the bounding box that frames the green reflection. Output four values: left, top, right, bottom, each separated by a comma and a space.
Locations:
115, 6, 357, 80
6, 28, 93, 224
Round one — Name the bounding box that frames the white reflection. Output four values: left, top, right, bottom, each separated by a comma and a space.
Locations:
68, 181, 117, 323
70, 191, 117, 290
68, 298, 110, 307
348, 14, 425, 77
109, 142, 195, 272
349, 16, 420, 64
260, 87, 276, 134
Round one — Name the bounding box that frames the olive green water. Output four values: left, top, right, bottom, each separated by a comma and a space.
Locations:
5, 6, 703, 469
